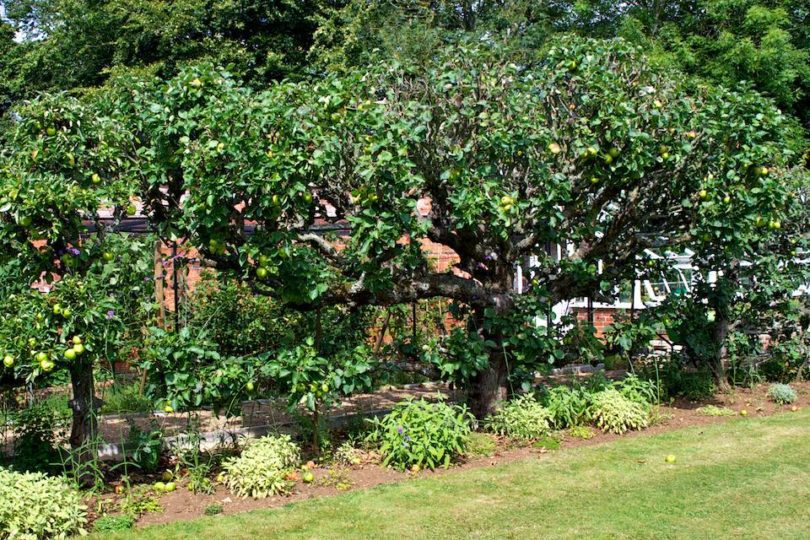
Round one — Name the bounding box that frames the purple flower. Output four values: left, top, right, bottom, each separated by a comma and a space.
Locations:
397, 426, 404, 434
106, 310, 115, 320
67, 247, 80, 256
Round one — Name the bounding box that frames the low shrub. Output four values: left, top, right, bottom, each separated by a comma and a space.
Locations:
485, 395, 552, 440
567, 425, 596, 440
464, 432, 497, 457
541, 385, 589, 428
333, 441, 363, 466
100, 383, 154, 414
613, 374, 658, 408
767, 383, 798, 405
92, 514, 135, 532
0, 467, 87, 539
366, 398, 473, 470
222, 435, 300, 498
588, 389, 649, 434
696, 405, 736, 417
204, 504, 223, 516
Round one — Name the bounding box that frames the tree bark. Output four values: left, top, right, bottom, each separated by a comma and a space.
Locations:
710, 313, 732, 393
68, 360, 101, 485
469, 347, 509, 418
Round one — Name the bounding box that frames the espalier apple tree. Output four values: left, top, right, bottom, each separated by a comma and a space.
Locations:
129, 36, 792, 416
0, 94, 149, 474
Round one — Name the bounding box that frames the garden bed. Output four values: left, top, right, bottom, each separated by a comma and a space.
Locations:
95, 381, 810, 528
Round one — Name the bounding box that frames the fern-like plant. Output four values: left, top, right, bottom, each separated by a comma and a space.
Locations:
588, 389, 649, 434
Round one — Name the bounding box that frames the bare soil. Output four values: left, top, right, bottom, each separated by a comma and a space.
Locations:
88, 381, 810, 529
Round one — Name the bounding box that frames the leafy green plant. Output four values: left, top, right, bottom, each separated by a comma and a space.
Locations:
541, 385, 589, 428
696, 405, 737, 417
92, 514, 135, 532
588, 389, 649, 434
262, 338, 374, 451
317, 467, 353, 491
0, 467, 87, 539
464, 432, 497, 457
139, 326, 256, 414
222, 435, 300, 498
485, 395, 552, 441
11, 398, 71, 473
767, 383, 798, 405
366, 398, 473, 470
567, 425, 596, 440
100, 383, 154, 415
118, 485, 163, 517
127, 421, 164, 473
333, 441, 363, 467
613, 374, 658, 408
204, 504, 223, 516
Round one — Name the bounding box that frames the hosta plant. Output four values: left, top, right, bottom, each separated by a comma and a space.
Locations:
588, 389, 649, 434
485, 395, 552, 440
366, 398, 473, 470
222, 435, 300, 498
767, 383, 798, 405
0, 467, 87, 539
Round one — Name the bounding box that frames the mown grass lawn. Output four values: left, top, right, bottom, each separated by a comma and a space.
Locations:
100, 410, 810, 539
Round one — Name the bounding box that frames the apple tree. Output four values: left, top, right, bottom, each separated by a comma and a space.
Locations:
0, 93, 151, 474
125, 36, 793, 416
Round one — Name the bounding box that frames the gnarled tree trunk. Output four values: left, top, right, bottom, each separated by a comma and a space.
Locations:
68, 359, 101, 485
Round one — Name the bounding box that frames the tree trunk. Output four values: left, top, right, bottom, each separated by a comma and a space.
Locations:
710, 313, 732, 393
68, 360, 101, 485
468, 349, 509, 419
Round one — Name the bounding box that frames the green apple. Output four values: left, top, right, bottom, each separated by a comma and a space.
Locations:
723, 195, 731, 204
698, 189, 708, 200
161, 471, 173, 482
3, 355, 14, 368
246, 381, 255, 392
164, 482, 176, 492
64, 349, 77, 361
547, 142, 562, 154
256, 267, 268, 279
40, 359, 55, 372
163, 403, 174, 414
665, 454, 676, 463
302, 471, 315, 484
603, 154, 613, 165
61, 307, 72, 318
153, 481, 166, 492
586, 146, 598, 157
126, 204, 137, 216
47, 127, 57, 136
28, 338, 37, 348
102, 251, 114, 262
91, 173, 101, 184
72, 336, 82, 345
608, 147, 620, 158
258, 254, 270, 267
768, 220, 781, 230
271, 194, 280, 206
660, 152, 669, 160
36, 352, 48, 363
72, 343, 85, 355
590, 177, 600, 184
